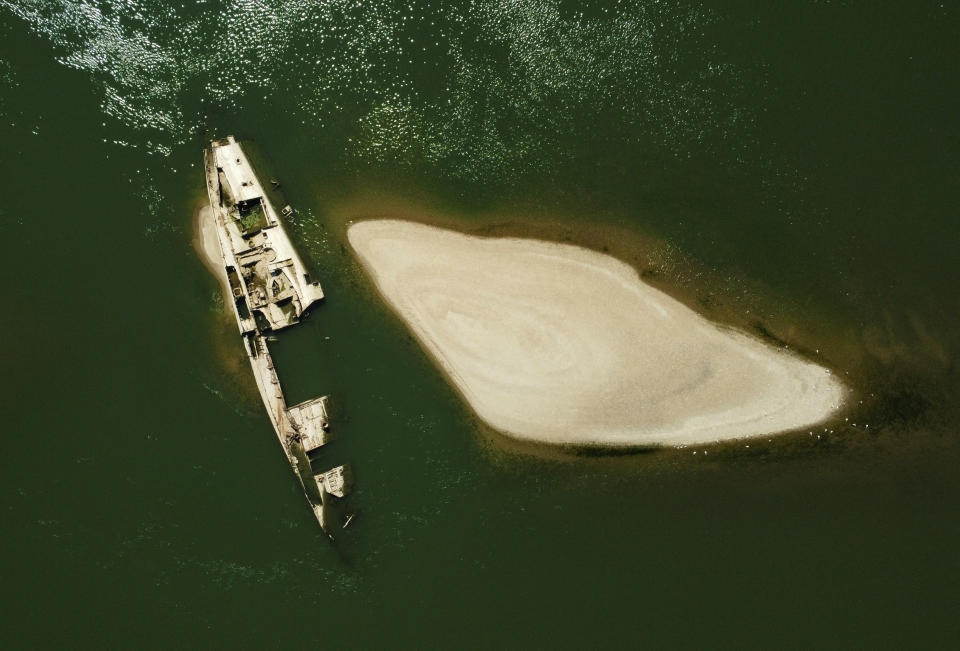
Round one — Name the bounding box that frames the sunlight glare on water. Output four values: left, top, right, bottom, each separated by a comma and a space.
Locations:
3, 0, 741, 175
2, 0, 959, 647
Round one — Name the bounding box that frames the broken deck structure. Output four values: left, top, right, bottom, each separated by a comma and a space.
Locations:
203, 136, 351, 538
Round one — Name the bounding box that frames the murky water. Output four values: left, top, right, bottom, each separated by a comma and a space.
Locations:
1, 1, 958, 647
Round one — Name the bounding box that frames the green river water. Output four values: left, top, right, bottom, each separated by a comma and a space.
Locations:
1, 1, 958, 647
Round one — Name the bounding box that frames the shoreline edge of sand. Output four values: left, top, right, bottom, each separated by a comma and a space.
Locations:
347, 218, 847, 448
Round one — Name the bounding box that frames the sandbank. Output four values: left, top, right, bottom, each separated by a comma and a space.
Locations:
348, 219, 846, 448
192, 204, 230, 295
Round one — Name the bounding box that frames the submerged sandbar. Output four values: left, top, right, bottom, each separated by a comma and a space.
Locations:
348, 219, 846, 448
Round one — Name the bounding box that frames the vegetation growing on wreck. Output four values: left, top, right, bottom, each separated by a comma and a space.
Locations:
237, 203, 266, 233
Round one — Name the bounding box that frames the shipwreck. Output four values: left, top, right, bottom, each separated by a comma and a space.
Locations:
203, 136, 352, 538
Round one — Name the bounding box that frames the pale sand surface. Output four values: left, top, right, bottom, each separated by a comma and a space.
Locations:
193, 205, 230, 295
348, 219, 846, 447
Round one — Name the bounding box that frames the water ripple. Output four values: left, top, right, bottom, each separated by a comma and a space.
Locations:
3, 0, 744, 179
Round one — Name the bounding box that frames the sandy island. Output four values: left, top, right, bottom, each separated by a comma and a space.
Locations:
348, 219, 846, 448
